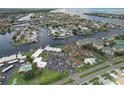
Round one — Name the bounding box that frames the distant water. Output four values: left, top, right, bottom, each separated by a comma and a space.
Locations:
51, 8, 124, 15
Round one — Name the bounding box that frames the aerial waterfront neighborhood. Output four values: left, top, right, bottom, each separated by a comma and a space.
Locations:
1, 8, 124, 85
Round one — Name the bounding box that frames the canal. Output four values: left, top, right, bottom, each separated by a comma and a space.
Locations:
0, 8, 124, 57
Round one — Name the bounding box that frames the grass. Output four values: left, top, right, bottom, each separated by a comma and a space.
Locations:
55, 45, 65, 49
8, 68, 69, 85
13, 41, 24, 47
88, 77, 103, 85
40, 52, 50, 60
8, 68, 39, 85
101, 73, 116, 83
76, 61, 104, 72
23, 50, 35, 58
110, 70, 118, 75
75, 55, 85, 61
62, 79, 75, 85
39, 70, 69, 85
89, 77, 99, 83
120, 66, 124, 70
80, 66, 110, 78
112, 60, 124, 65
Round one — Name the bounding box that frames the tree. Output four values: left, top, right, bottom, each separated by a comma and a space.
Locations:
26, 56, 33, 62
23, 71, 33, 81
32, 63, 38, 72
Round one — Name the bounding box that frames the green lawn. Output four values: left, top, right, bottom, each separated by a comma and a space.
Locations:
62, 79, 75, 85
8, 68, 69, 85
39, 70, 69, 85
8, 68, 40, 85
55, 45, 65, 49
80, 66, 110, 78
101, 73, 116, 83
75, 55, 85, 61
23, 50, 35, 58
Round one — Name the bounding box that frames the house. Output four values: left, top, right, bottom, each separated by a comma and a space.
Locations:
77, 38, 96, 46
37, 61, 47, 70
31, 48, 43, 58
33, 57, 43, 63
84, 58, 96, 65
44, 45, 62, 52
67, 57, 84, 68
113, 44, 124, 52
93, 40, 104, 49
102, 35, 115, 42
113, 40, 124, 45
102, 35, 115, 45
102, 46, 114, 55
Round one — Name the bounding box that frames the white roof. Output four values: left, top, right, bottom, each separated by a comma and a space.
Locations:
8, 59, 18, 64
37, 61, 47, 68
32, 48, 43, 58
0, 55, 17, 63
84, 58, 96, 65
44, 45, 62, 52
33, 57, 42, 63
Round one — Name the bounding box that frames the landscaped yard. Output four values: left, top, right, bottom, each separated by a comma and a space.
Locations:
75, 55, 85, 61
40, 52, 50, 60
8, 68, 69, 85
39, 70, 69, 85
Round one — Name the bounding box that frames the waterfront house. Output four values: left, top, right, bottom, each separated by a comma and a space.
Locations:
113, 44, 124, 52
113, 40, 124, 45
93, 40, 104, 50
101, 46, 114, 55
77, 38, 96, 46
102, 35, 115, 42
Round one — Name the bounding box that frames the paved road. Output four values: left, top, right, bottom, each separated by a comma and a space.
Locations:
52, 62, 110, 85
52, 57, 124, 85
72, 62, 124, 85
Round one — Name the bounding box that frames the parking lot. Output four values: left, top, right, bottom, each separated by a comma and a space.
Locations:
45, 53, 77, 74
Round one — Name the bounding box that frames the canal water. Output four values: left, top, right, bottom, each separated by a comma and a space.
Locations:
0, 8, 124, 57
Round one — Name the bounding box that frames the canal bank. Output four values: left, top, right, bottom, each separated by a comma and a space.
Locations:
0, 8, 124, 57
